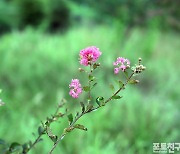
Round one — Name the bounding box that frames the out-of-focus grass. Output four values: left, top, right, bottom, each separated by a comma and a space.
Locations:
0, 25, 179, 154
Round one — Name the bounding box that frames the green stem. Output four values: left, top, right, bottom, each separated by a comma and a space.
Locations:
49, 72, 134, 154
26, 134, 43, 153
88, 64, 93, 101
26, 102, 65, 154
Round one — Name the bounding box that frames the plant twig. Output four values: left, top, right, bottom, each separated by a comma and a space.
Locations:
49, 72, 134, 154
88, 64, 93, 101
26, 102, 65, 154
25, 133, 43, 153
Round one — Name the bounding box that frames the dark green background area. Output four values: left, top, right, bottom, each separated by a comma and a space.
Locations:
0, 0, 180, 153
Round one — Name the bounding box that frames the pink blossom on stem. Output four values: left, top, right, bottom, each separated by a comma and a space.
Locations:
113, 57, 130, 74
114, 68, 120, 74
79, 46, 102, 66
69, 79, 82, 98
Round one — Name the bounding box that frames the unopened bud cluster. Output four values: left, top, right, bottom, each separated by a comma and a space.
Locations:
132, 58, 146, 74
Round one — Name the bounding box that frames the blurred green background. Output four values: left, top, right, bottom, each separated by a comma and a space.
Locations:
0, 0, 180, 153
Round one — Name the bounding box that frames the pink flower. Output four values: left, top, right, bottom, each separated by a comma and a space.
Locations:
114, 68, 119, 74
79, 46, 102, 66
113, 57, 130, 74
69, 79, 82, 98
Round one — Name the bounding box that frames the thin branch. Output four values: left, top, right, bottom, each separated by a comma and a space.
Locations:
88, 64, 93, 101
25, 134, 43, 153
49, 72, 134, 154
26, 102, 65, 154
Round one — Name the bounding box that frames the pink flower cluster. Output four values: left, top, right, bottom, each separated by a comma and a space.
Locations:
113, 57, 130, 74
79, 46, 102, 66
69, 79, 82, 98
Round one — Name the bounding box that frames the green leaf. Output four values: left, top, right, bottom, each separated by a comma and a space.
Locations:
123, 71, 128, 78
80, 102, 85, 113
89, 75, 95, 81
50, 135, 58, 143
38, 126, 45, 135
28, 141, 32, 147
76, 112, 79, 117
96, 97, 105, 106
9, 142, 21, 152
92, 83, 97, 88
37, 138, 43, 143
67, 114, 73, 125
112, 95, 122, 100
86, 104, 93, 112
64, 127, 74, 133
46, 127, 58, 143
22, 143, 29, 153
109, 84, 115, 92
74, 124, 88, 131
128, 79, 139, 84
55, 112, 64, 118
118, 80, 124, 88
83, 86, 90, 92
93, 63, 100, 69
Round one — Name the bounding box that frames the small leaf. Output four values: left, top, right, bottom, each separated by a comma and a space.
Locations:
74, 124, 88, 131
76, 112, 79, 117
64, 127, 74, 133
46, 127, 58, 143
37, 138, 43, 143
93, 63, 100, 69
28, 141, 32, 147
80, 102, 85, 113
92, 83, 97, 89
89, 75, 95, 81
55, 112, 64, 118
67, 114, 73, 125
86, 104, 93, 112
38, 126, 45, 135
9, 142, 21, 152
112, 95, 122, 100
45, 121, 50, 127
118, 80, 124, 88
22, 143, 29, 153
50, 135, 58, 143
128, 79, 139, 84
124, 71, 128, 78
96, 97, 105, 106
109, 84, 115, 92
83, 86, 90, 92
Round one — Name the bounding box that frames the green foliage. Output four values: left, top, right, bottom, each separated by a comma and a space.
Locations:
111, 95, 122, 100
9, 142, 21, 152
83, 86, 90, 92
0, 25, 179, 153
74, 124, 87, 131
0, 0, 19, 33
67, 114, 73, 125
14, 0, 44, 28
0, 0, 179, 34
72, 0, 180, 30
45, 0, 70, 32
96, 97, 105, 106
0, 0, 71, 33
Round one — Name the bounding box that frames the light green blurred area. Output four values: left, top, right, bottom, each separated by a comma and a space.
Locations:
0, 1, 180, 154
